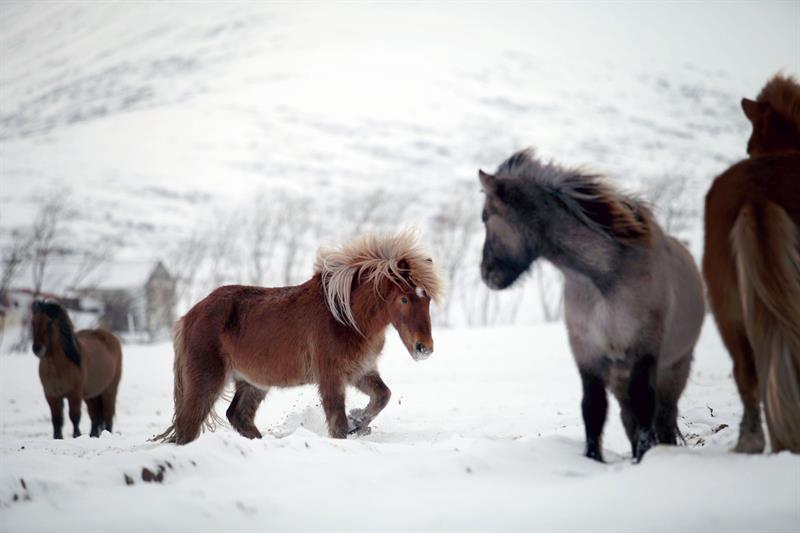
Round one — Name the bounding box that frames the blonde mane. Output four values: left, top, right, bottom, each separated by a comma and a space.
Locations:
758, 73, 800, 128
314, 229, 443, 334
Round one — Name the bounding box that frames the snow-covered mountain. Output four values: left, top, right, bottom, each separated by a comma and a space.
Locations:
1, 2, 797, 325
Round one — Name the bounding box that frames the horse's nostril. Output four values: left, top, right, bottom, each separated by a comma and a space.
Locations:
415, 342, 424, 352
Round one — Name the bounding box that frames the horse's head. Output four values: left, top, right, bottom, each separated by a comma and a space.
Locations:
386, 266, 434, 361
30, 300, 52, 358
742, 98, 800, 156
478, 169, 539, 290
742, 75, 800, 157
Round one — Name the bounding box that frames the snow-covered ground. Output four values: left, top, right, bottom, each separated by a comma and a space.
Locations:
2, 3, 799, 531
1, 322, 798, 532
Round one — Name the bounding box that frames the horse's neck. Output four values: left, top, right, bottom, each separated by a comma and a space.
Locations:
350, 284, 391, 338
543, 228, 622, 295
51, 321, 82, 368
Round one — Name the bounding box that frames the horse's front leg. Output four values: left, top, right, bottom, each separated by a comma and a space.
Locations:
319, 379, 348, 439
46, 395, 64, 439
348, 371, 391, 436
579, 366, 608, 462
628, 353, 657, 462
67, 393, 82, 438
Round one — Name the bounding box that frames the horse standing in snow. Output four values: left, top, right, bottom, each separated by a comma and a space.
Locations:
703, 74, 800, 454
478, 150, 705, 462
155, 231, 443, 445
31, 300, 123, 439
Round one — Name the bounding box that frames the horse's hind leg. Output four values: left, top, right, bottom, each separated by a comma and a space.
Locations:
100, 380, 119, 433
719, 322, 765, 453
173, 352, 227, 445
86, 397, 103, 437
46, 396, 64, 439
67, 393, 82, 438
654, 354, 692, 445
348, 371, 391, 435
226, 380, 267, 439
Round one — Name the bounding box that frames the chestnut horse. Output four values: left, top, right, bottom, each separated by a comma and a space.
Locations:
703, 74, 800, 454
31, 300, 123, 439
155, 231, 443, 445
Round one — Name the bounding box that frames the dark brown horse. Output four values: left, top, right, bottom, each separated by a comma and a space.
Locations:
31, 300, 123, 439
703, 74, 800, 454
155, 230, 443, 445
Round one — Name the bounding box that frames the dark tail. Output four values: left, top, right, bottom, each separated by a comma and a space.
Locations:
733, 202, 800, 453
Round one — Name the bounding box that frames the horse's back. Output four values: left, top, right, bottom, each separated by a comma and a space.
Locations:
180, 281, 324, 386
77, 328, 122, 399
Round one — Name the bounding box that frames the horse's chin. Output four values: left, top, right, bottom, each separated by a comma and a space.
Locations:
483, 268, 523, 291
409, 349, 431, 362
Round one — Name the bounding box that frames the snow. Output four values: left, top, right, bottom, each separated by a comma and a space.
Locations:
9, 261, 158, 294
1, 2, 797, 261
1, 2, 799, 531
1, 322, 798, 531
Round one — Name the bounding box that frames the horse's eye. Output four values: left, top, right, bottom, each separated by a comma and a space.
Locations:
401, 297, 409, 304
482, 209, 489, 223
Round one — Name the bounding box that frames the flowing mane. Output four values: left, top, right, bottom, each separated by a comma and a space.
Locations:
757, 73, 800, 129
496, 149, 653, 244
314, 230, 443, 333
35, 300, 81, 367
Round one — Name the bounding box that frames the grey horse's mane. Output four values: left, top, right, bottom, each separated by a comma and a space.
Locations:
496, 149, 653, 244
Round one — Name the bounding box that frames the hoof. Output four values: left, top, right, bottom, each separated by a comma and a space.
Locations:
584, 442, 604, 463
347, 408, 372, 436
634, 428, 654, 463
733, 431, 765, 454
233, 423, 262, 440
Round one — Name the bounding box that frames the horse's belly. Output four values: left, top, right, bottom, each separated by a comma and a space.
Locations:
231, 356, 311, 389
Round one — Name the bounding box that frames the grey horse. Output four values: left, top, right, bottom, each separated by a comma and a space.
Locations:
478, 149, 705, 462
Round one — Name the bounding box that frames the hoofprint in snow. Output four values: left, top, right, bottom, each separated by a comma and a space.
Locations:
1, 322, 797, 532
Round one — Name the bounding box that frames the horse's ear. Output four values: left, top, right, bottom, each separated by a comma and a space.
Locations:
742, 98, 767, 123
479, 169, 497, 194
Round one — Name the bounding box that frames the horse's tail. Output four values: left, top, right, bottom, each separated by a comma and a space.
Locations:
151, 318, 187, 443
733, 201, 800, 453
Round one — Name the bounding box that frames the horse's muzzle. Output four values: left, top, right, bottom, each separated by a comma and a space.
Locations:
412, 342, 433, 361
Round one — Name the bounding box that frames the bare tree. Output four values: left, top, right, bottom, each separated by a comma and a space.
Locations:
429, 183, 481, 325
245, 191, 286, 286
207, 211, 244, 289
344, 188, 413, 237
279, 195, 316, 286
29, 194, 70, 297
641, 173, 697, 236
0, 228, 31, 300
167, 230, 209, 312
0, 227, 32, 349
67, 235, 116, 291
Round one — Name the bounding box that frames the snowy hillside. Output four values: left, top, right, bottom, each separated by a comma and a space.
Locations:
1, 323, 798, 531
2, 2, 797, 258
